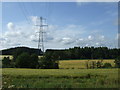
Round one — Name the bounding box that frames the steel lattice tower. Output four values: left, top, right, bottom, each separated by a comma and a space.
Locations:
35, 17, 48, 55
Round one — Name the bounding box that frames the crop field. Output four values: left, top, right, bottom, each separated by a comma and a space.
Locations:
0, 55, 13, 60
59, 59, 115, 69
2, 68, 119, 88
0, 55, 42, 60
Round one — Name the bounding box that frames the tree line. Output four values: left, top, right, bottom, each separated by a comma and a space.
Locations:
46, 47, 120, 60
2, 48, 59, 69
2, 46, 120, 69
1, 46, 120, 60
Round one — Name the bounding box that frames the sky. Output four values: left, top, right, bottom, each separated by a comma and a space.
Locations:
1, 2, 119, 50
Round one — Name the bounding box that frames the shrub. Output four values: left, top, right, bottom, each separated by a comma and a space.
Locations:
96, 61, 103, 68
89, 61, 96, 69
2, 57, 11, 68
102, 63, 112, 68
15, 53, 39, 68
15, 53, 31, 68
39, 56, 59, 69
85, 61, 89, 69
30, 54, 39, 68
38, 51, 59, 69
114, 56, 120, 68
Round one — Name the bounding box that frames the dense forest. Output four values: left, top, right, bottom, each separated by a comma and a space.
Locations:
46, 47, 120, 60
1, 46, 120, 59
1, 47, 43, 55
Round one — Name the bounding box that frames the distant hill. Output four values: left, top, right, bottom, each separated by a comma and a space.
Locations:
1, 46, 120, 59
0, 47, 43, 55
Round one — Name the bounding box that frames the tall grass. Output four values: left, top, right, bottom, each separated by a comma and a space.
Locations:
2, 68, 119, 88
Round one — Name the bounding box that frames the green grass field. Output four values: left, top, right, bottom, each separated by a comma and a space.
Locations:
2, 68, 119, 88
1, 55, 119, 88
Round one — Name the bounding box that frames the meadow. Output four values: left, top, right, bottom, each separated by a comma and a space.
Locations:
1, 55, 119, 88
2, 68, 119, 88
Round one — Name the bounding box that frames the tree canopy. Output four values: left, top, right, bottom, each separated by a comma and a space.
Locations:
46, 47, 120, 60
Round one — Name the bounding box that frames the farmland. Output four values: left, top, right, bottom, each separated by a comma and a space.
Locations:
59, 59, 115, 69
1, 55, 119, 88
0, 55, 42, 60
2, 68, 119, 88
0, 55, 13, 60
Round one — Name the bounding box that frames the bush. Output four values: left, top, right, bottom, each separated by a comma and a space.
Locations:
85, 61, 89, 69
102, 63, 112, 68
15, 53, 39, 68
14, 51, 58, 69
39, 56, 59, 69
96, 61, 103, 68
89, 61, 96, 69
38, 51, 59, 69
16, 53, 31, 68
30, 54, 39, 68
114, 56, 120, 68
2, 57, 11, 68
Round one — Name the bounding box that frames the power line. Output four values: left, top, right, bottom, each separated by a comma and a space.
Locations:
18, 1, 32, 25
30, 2, 34, 16
22, 2, 32, 24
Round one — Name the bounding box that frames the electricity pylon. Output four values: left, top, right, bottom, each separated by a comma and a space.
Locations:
35, 17, 48, 55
